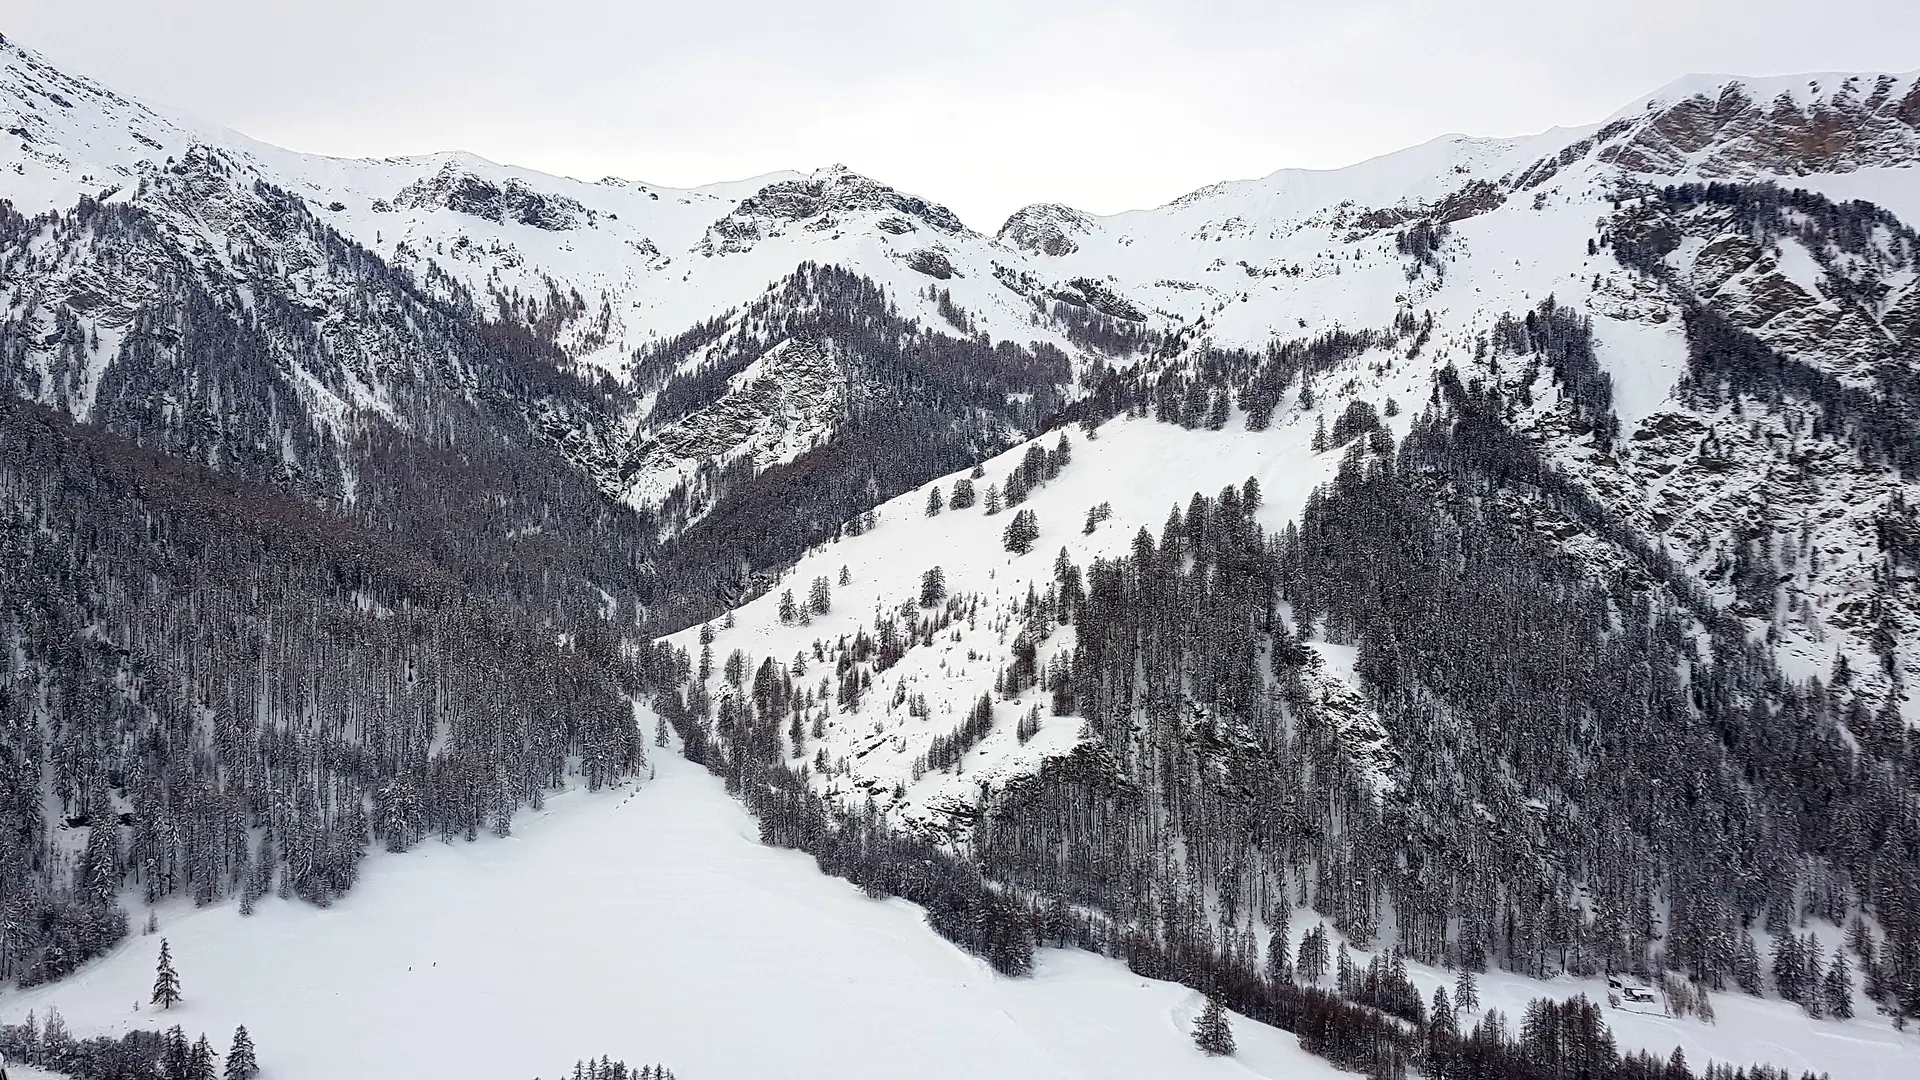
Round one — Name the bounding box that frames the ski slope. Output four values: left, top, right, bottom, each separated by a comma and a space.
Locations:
0, 731, 1347, 1080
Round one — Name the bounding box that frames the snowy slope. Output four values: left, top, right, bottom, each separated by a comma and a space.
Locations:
0, 738, 1350, 1080
8, 734, 1911, 1080
666, 406, 1412, 841
7, 32, 1920, 1078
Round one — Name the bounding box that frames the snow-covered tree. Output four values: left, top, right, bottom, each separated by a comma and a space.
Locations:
919, 566, 947, 608
1454, 966, 1480, 1013
152, 939, 181, 1009
1192, 997, 1234, 1056
1003, 509, 1039, 555
225, 1025, 259, 1080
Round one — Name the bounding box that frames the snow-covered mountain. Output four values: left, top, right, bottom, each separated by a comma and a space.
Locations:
5, 28, 1920, 1079
671, 64, 1920, 819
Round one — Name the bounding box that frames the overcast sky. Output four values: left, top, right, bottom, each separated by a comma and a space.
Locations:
6, 1, 1919, 228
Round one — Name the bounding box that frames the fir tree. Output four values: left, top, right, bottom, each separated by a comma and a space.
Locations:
152, 938, 181, 1009
1192, 997, 1235, 1056
925, 486, 944, 516
949, 477, 975, 510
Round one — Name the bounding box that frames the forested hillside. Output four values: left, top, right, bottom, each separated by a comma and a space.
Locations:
2, 33, 1918, 1080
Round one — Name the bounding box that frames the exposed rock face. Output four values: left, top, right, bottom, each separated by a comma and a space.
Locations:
996, 203, 1094, 256
1601, 75, 1920, 176
904, 247, 954, 278
624, 335, 852, 511
1049, 276, 1145, 321
698, 165, 968, 255
389, 161, 588, 229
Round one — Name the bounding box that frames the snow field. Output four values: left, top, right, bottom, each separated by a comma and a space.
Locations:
0, 735, 1346, 1080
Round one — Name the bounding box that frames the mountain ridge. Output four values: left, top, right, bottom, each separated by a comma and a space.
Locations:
3, 30, 1920, 1079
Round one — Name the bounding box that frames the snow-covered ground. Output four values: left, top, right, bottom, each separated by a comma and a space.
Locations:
665, 409, 1379, 837
1273, 917, 1920, 1080
7, 725, 1909, 1080
0, 730, 1346, 1080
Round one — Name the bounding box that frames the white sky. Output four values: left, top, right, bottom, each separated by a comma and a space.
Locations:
5, 0, 1918, 229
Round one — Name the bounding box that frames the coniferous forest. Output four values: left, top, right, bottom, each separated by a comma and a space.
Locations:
3, 37, 1920, 1079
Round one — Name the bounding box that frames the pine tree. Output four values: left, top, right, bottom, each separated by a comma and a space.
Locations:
1732, 931, 1763, 994
949, 477, 975, 510
1298, 923, 1329, 984
1003, 509, 1039, 555
163, 1026, 192, 1079
224, 1025, 259, 1080
925, 486, 944, 516
190, 1033, 218, 1080
778, 589, 797, 625
1825, 952, 1854, 1019
1454, 966, 1480, 1013
1772, 930, 1803, 1002
984, 484, 1002, 516
1803, 934, 1825, 1017
152, 938, 181, 1009
1005, 468, 1028, 506
1266, 913, 1292, 984
1192, 997, 1235, 1056
1431, 984, 1456, 1036
919, 566, 947, 608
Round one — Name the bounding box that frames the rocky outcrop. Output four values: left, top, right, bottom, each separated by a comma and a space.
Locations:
996, 203, 1094, 256
388, 161, 588, 229
697, 165, 968, 255
1601, 75, 1920, 176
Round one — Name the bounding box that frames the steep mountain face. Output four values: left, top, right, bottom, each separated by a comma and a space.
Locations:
1598, 72, 1920, 177
4, 29, 1920, 1076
